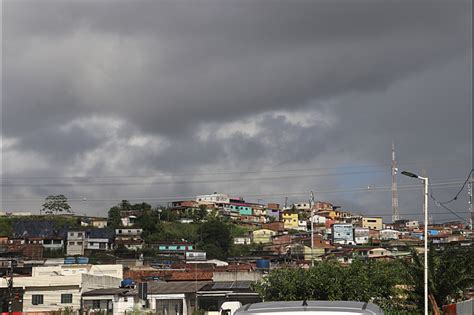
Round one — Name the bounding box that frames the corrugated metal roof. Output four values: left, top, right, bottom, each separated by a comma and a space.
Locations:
147, 281, 210, 294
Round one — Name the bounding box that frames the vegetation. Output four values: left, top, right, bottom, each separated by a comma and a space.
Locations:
253, 259, 407, 312
41, 195, 71, 215
254, 246, 474, 313
403, 245, 474, 312
196, 219, 232, 259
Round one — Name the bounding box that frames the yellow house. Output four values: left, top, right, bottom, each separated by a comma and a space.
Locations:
362, 217, 383, 230
287, 244, 325, 261
252, 229, 277, 244
282, 213, 299, 230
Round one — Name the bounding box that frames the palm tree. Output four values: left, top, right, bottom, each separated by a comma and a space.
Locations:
404, 245, 474, 313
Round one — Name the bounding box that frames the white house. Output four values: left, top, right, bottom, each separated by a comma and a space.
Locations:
0, 267, 122, 313
292, 203, 311, 211
310, 214, 327, 224
380, 229, 400, 241
147, 282, 210, 315
82, 288, 138, 315
195, 193, 230, 206
67, 231, 85, 256
354, 227, 370, 245
85, 229, 114, 251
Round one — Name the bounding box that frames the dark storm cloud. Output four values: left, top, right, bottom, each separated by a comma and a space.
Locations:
3, 0, 470, 138
2, 0, 471, 220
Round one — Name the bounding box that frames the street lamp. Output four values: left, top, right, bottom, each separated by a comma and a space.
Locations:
401, 170, 429, 315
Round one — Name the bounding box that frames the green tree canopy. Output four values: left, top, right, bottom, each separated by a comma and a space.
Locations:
41, 195, 71, 215
197, 219, 232, 259
254, 259, 407, 312
404, 245, 474, 311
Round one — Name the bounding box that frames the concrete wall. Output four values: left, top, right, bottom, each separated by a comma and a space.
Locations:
213, 271, 263, 282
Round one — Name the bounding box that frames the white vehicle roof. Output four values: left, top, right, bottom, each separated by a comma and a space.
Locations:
235, 301, 384, 315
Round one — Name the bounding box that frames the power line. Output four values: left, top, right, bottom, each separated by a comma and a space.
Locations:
437, 169, 474, 205
0, 181, 466, 203
0, 159, 466, 180
0, 172, 467, 188
430, 192, 470, 224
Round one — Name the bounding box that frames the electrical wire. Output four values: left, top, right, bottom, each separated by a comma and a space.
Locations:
430, 192, 470, 224
0, 159, 466, 180
437, 169, 473, 205
0, 172, 467, 188
0, 181, 465, 203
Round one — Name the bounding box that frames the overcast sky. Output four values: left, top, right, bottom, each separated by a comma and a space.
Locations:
1, 0, 472, 223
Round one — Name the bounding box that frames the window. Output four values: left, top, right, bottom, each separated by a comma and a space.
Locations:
99, 243, 106, 249
70, 232, 75, 237
90, 242, 95, 246
92, 300, 101, 309
77, 242, 83, 245
124, 297, 128, 302
61, 294, 73, 304
32, 295, 44, 305
78, 233, 83, 237
68, 241, 74, 245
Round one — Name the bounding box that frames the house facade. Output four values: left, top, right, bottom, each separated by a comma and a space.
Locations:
252, 229, 277, 244
332, 224, 354, 245
67, 231, 85, 256
362, 217, 383, 230
282, 213, 299, 230
82, 288, 137, 315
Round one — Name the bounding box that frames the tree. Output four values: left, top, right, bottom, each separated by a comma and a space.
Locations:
404, 245, 474, 312
197, 219, 232, 259
41, 195, 71, 215
253, 259, 406, 312
192, 205, 208, 223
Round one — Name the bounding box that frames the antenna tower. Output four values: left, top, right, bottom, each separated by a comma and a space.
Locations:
391, 141, 400, 222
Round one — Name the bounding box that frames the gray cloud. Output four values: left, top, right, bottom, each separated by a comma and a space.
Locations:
2, 0, 471, 222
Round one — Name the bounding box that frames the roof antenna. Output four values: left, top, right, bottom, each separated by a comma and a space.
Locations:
302, 300, 308, 306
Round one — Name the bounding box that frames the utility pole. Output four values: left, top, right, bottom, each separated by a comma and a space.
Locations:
391, 141, 400, 223
469, 174, 473, 231
284, 197, 288, 209
7, 259, 15, 315
310, 191, 315, 267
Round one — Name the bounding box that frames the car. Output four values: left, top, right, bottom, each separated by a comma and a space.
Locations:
234, 301, 385, 315
220, 301, 243, 315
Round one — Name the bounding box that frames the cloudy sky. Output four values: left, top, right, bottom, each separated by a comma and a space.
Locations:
1, 0, 472, 222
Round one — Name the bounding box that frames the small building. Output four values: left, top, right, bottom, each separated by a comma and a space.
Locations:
224, 203, 253, 216
82, 288, 138, 315
252, 229, 277, 244
151, 242, 195, 257
362, 217, 383, 231
262, 222, 284, 233
90, 218, 108, 228
41, 237, 65, 251
282, 212, 299, 230
196, 193, 230, 207
405, 220, 419, 230
86, 229, 114, 251
332, 223, 354, 245
148, 281, 210, 315
354, 227, 370, 245
234, 237, 252, 245
0, 265, 122, 313
266, 208, 280, 221
380, 229, 400, 241
67, 231, 85, 256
